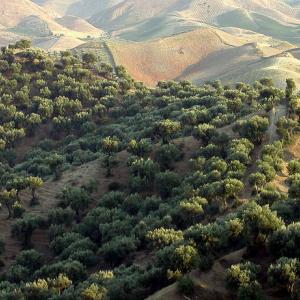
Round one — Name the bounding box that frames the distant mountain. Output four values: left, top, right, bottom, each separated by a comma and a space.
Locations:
0, 0, 63, 30
55, 15, 104, 36
1, 0, 300, 87
32, 0, 124, 18
89, 0, 300, 42
0, 0, 105, 51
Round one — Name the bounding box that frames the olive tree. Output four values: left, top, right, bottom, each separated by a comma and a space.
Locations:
12, 214, 45, 247
101, 136, 119, 177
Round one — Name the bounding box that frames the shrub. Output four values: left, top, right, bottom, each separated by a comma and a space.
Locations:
268, 223, 300, 258
268, 257, 300, 296
227, 262, 261, 289
237, 281, 263, 300
155, 171, 180, 198
178, 276, 195, 296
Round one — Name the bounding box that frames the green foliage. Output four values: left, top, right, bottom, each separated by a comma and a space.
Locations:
81, 283, 107, 300
101, 136, 120, 177
27, 176, 43, 206
242, 202, 284, 250
82, 53, 97, 65
237, 280, 263, 300
178, 275, 195, 296
127, 139, 151, 157
154, 119, 181, 144
0, 189, 17, 218
0, 41, 299, 300
227, 262, 261, 289
61, 186, 92, 222
157, 243, 199, 273
155, 171, 180, 198
268, 257, 300, 296
147, 227, 184, 248
193, 123, 217, 144
234, 115, 269, 144
11, 214, 45, 247
268, 222, 300, 258
155, 143, 183, 169
99, 236, 138, 266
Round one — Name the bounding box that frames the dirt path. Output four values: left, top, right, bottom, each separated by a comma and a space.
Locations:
267, 105, 287, 144
241, 104, 287, 199
100, 41, 117, 71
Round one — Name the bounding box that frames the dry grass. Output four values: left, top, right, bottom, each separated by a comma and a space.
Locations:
109, 28, 244, 86
55, 16, 104, 37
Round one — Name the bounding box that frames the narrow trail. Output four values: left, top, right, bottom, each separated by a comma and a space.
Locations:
241, 104, 287, 199
100, 41, 117, 71
267, 104, 287, 144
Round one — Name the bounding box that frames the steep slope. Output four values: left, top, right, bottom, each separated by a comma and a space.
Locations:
91, 0, 300, 30
0, 31, 27, 48
12, 16, 53, 38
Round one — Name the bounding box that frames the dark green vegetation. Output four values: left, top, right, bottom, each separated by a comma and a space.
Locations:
0, 41, 299, 299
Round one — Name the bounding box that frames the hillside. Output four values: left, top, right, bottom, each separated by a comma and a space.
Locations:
0, 0, 64, 31
90, 0, 300, 41
33, 36, 85, 51
33, 0, 124, 18
99, 28, 246, 86
77, 28, 298, 87
217, 9, 300, 45
1, 0, 300, 86
177, 43, 300, 88
0, 0, 105, 50
0, 44, 299, 300
55, 15, 105, 37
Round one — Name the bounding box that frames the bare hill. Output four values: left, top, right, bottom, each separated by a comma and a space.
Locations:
0, 0, 64, 31
106, 28, 237, 86
85, 27, 297, 87
90, 0, 300, 39
177, 43, 300, 88
56, 15, 104, 37
32, 0, 124, 18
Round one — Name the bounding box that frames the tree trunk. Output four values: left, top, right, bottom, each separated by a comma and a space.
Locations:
5, 202, 12, 219
30, 189, 37, 206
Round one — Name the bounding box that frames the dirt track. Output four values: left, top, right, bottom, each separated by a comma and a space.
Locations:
267, 104, 287, 143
